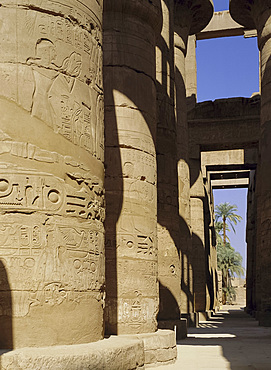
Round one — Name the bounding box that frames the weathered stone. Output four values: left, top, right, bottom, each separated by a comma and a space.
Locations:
230, 0, 271, 326
0, 0, 104, 349
103, 0, 162, 335
158, 319, 188, 340
0, 337, 145, 370
122, 329, 177, 366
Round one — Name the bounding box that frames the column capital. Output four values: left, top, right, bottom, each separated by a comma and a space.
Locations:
174, 0, 213, 53
104, 0, 162, 35
230, 0, 271, 49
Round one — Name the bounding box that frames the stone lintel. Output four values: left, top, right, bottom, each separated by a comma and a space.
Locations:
201, 149, 258, 174
197, 10, 256, 40
188, 97, 260, 153
211, 177, 249, 189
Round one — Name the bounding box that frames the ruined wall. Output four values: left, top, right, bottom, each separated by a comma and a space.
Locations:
0, 0, 104, 348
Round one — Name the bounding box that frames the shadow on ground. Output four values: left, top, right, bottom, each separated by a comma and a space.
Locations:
177, 306, 271, 369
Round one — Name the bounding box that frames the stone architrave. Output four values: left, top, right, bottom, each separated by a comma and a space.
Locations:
0, 0, 104, 348
230, 0, 271, 326
174, 0, 213, 317
104, 0, 162, 334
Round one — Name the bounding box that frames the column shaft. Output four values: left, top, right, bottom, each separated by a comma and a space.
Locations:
157, 0, 182, 323
0, 0, 104, 348
104, 0, 162, 334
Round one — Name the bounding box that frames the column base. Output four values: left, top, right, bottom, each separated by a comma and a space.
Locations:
259, 312, 271, 327
122, 329, 177, 367
182, 313, 199, 327
0, 337, 145, 370
198, 311, 213, 322
158, 319, 187, 339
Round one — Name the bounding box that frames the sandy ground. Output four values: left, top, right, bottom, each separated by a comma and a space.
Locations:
149, 305, 271, 369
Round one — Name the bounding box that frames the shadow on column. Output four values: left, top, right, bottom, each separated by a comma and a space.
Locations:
103, 0, 162, 335
0, 259, 13, 350
158, 281, 181, 321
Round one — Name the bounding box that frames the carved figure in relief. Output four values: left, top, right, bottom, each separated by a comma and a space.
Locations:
27, 38, 60, 126
119, 291, 148, 330
27, 38, 84, 132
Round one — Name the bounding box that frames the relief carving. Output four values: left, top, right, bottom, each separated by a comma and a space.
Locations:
0, 5, 103, 159
118, 292, 158, 331
0, 167, 105, 221
0, 217, 105, 317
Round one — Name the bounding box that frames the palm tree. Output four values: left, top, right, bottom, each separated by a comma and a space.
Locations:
215, 202, 242, 247
217, 241, 244, 304
215, 221, 230, 244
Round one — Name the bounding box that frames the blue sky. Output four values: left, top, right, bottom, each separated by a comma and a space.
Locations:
196, 0, 260, 274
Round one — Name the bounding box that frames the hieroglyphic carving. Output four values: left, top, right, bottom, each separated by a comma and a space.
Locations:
117, 233, 157, 258
0, 167, 105, 221
118, 293, 158, 332
0, 2, 103, 160
0, 216, 105, 317
118, 259, 158, 294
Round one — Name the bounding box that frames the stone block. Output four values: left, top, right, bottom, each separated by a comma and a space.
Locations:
182, 312, 199, 328
198, 311, 213, 322
158, 319, 187, 339
0, 337, 145, 370
122, 329, 177, 366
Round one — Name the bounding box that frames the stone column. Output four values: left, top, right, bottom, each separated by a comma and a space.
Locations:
190, 158, 208, 314
246, 170, 257, 314
0, 1, 104, 348
156, 0, 182, 328
185, 35, 197, 112
174, 0, 213, 320
230, 0, 271, 325
104, 0, 162, 334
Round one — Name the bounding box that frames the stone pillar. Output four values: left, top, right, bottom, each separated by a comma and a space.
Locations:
230, 0, 271, 326
185, 35, 197, 111
174, 0, 213, 320
104, 0, 162, 334
246, 170, 257, 314
156, 0, 182, 326
0, 1, 104, 348
190, 158, 207, 313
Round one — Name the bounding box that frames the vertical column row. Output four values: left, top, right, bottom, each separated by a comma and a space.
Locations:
230, 0, 271, 325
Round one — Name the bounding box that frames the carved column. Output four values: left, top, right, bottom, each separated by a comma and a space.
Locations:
174, 0, 213, 320
230, 0, 271, 325
104, 0, 162, 334
156, 0, 183, 329
246, 170, 257, 314
190, 158, 208, 313
0, 1, 104, 348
